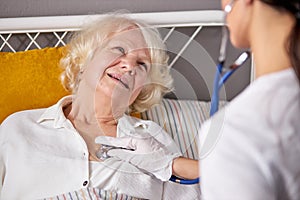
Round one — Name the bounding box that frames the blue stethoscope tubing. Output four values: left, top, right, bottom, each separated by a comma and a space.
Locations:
210, 50, 250, 116
170, 175, 200, 185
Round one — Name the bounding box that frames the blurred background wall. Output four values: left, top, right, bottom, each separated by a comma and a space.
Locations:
0, 0, 221, 17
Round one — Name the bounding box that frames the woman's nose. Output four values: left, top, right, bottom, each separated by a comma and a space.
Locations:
120, 55, 137, 71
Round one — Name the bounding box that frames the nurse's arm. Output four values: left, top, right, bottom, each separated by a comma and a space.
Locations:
172, 157, 199, 179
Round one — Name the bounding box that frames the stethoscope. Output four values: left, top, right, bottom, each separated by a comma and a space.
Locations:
210, 0, 250, 116
170, 0, 250, 185
210, 27, 250, 116
96, 0, 250, 185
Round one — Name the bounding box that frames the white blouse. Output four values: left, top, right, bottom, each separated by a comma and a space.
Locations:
0, 96, 181, 200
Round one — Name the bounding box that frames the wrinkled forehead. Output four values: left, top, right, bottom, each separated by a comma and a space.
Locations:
107, 26, 151, 58
109, 26, 149, 48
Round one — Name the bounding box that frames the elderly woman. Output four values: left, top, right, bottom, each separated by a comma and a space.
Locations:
0, 14, 198, 200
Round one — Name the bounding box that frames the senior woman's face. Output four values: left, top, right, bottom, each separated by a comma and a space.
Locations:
82, 27, 151, 113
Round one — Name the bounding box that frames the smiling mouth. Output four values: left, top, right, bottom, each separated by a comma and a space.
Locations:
107, 73, 129, 89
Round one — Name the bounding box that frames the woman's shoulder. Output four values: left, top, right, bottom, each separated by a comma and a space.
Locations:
0, 108, 46, 146
1, 108, 46, 130
1, 96, 69, 128
200, 69, 300, 152
226, 69, 299, 115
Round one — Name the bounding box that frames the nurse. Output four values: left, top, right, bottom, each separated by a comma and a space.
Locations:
200, 0, 300, 199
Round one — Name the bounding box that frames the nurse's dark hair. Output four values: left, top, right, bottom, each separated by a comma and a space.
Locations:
260, 0, 300, 84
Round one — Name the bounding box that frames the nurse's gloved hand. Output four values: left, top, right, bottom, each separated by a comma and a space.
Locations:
95, 136, 181, 181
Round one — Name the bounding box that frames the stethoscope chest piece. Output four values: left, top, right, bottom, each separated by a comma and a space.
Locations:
96, 144, 135, 161
96, 145, 113, 160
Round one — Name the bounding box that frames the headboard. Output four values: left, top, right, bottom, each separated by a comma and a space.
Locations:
0, 10, 253, 100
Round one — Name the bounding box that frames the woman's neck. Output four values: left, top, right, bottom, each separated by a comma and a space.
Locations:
250, 2, 295, 79
64, 95, 119, 138
64, 100, 119, 161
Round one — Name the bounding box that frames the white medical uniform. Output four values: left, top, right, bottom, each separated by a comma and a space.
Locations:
200, 69, 300, 200
0, 96, 181, 200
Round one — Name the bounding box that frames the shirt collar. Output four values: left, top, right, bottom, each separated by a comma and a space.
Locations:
37, 95, 73, 128
37, 95, 149, 131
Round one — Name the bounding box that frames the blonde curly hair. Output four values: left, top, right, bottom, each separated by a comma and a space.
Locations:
60, 14, 173, 112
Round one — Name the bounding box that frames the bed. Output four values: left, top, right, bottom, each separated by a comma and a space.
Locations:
0, 10, 253, 199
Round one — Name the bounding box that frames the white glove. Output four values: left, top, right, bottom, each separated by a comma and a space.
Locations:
95, 136, 181, 181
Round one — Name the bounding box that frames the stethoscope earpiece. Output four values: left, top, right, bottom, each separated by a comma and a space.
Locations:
224, 0, 235, 14
224, 4, 233, 13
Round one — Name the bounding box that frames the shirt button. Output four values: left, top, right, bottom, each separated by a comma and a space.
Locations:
83, 180, 88, 186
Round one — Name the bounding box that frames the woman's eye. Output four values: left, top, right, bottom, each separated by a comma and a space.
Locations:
114, 46, 125, 54
138, 62, 148, 71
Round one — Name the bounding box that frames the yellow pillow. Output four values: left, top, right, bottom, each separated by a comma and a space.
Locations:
0, 47, 70, 123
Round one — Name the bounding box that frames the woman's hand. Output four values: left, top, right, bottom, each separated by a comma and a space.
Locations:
95, 136, 181, 181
